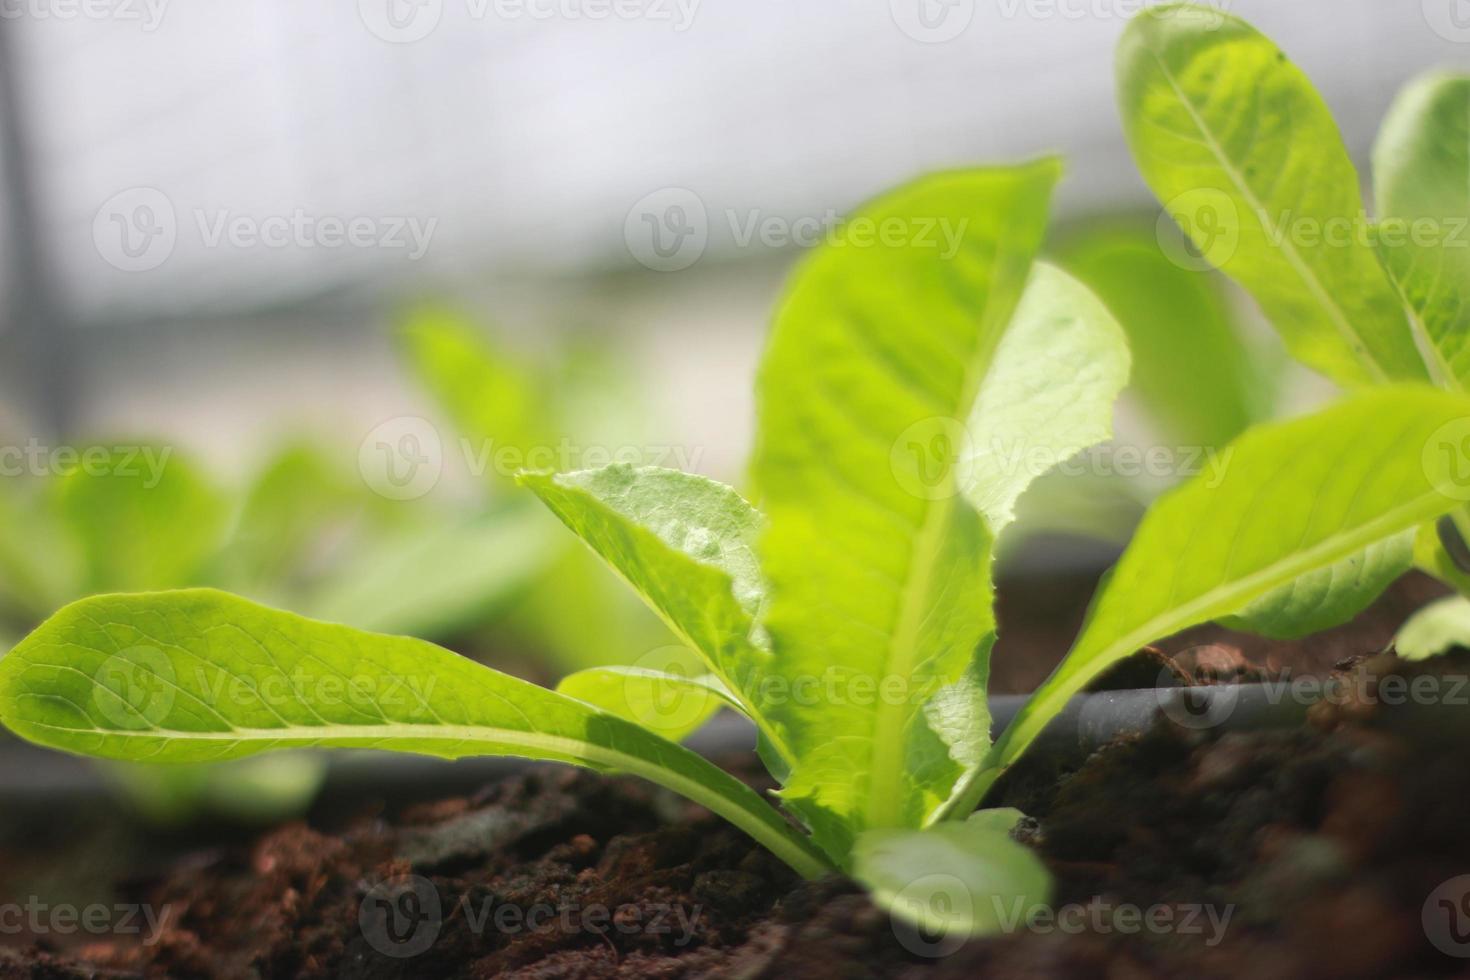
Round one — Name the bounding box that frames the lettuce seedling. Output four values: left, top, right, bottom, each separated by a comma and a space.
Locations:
1116, 4, 1470, 651
4, 162, 1470, 939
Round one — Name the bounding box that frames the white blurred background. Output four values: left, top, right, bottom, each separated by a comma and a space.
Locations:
0, 0, 1463, 478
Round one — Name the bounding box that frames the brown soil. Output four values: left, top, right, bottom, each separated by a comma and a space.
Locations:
4, 575, 1470, 979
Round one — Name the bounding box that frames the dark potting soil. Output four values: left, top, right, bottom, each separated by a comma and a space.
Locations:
4, 574, 1470, 979
14, 661, 1470, 976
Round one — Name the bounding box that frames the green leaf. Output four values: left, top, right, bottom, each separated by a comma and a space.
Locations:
1414, 518, 1470, 595
399, 306, 548, 488
1057, 219, 1275, 449
1220, 531, 1414, 639
1395, 596, 1470, 660
852, 809, 1051, 941
213, 443, 368, 599
307, 504, 561, 639
964, 261, 1131, 533
0, 589, 831, 879
109, 753, 326, 825
0, 477, 81, 623
943, 386, 1470, 819
1117, 5, 1427, 387
518, 466, 788, 757
53, 447, 229, 594
557, 665, 739, 742
1374, 72, 1470, 391
752, 162, 1078, 852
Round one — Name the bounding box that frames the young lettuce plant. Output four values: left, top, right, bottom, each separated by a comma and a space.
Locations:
5, 164, 1470, 938
1115, 4, 1470, 651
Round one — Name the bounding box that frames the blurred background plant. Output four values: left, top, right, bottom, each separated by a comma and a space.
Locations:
0, 0, 1452, 827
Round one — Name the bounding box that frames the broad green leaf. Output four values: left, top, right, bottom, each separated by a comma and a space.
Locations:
1374, 73, 1470, 391
557, 665, 740, 742
1057, 219, 1274, 449
1395, 596, 1470, 661
519, 466, 787, 756
53, 447, 228, 594
308, 504, 560, 638
943, 386, 1470, 819
1117, 5, 1427, 387
1220, 531, 1414, 639
0, 589, 830, 879
964, 261, 1131, 532
852, 809, 1051, 940
399, 306, 547, 488
751, 163, 1062, 852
